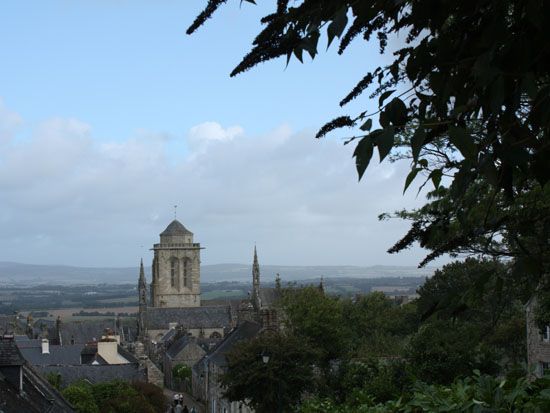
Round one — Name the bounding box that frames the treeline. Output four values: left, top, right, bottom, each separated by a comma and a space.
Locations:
222, 258, 550, 412
72, 310, 137, 317
56, 379, 165, 413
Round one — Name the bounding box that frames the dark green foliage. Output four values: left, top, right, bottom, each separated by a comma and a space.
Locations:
222, 259, 532, 409
337, 359, 413, 405
282, 286, 349, 363
411, 259, 526, 378
221, 331, 319, 413
172, 363, 192, 381
62, 382, 99, 413
46, 372, 62, 390
61, 380, 165, 413
300, 374, 550, 412
406, 320, 498, 385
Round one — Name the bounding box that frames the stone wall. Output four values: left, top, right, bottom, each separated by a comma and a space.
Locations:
526, 297, 550, 378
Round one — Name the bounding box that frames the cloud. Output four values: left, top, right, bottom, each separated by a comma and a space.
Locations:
0, 98, 23, 144
187, 121, 244, 152
0, 101, 438, 268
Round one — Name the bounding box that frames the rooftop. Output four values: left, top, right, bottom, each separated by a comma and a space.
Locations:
160, 219, 193, 237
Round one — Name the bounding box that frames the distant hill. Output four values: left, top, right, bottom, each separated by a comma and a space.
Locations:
0, 261, 435, 285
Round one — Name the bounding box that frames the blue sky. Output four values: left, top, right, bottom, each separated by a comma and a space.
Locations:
0, 1, 442, 270
0, 1, 376, 142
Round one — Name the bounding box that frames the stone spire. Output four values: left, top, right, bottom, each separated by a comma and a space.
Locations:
139, 258, 146, 290
138, 259, 147, 340
252, 246, 261, 310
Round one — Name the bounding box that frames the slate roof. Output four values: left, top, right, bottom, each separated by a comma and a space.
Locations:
146, 306, 232, 330
0, 315, 17, 334
204, 321, 261, 368
60, 320, 119, 344
117, 345, 139, 364
18, 343, 85, 366
0, 365, 75, 412
166, 335, 193, 359
160, 328, 177, 344
160, 219, 192, 236
0, 335, 24, 366
37, 364, 146, 388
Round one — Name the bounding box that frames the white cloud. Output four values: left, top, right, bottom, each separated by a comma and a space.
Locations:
187, 121, 244, 153
0, 98, 23, 144
0, 101, 439, 268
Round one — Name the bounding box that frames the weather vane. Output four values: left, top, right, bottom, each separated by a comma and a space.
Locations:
174, 205, 177, 219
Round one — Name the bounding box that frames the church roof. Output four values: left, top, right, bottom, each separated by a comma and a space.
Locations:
146, 306, 231, 330
160, 220, 193, 237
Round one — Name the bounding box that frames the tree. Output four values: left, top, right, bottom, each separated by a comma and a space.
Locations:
222, 331, 319, 413
172, 363, 192, 381
61, 380, 162, 413
45, 372, 62, 390
341, 292, 419, 357
282, 286, 349, 364
415, 258, 527, 372
62, 381, 99, 413
187, 1, 550, 300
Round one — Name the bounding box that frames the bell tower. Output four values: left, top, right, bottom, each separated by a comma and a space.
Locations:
151, 219, 202, 308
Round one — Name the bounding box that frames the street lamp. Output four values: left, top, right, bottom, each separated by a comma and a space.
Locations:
260, 351, 282, 413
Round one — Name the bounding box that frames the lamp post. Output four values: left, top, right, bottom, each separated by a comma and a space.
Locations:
261, 351, 282, 413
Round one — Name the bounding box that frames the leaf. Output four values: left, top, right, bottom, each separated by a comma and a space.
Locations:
411, 127, 426, 161
448, 126, 477, 160
327, 7, 348, 49
378, 89, 396, 107
293, 46, 304, 63
302, 30, 320, 59
379, 111, 389, 128
384, 98, 408, 126
360, 118, 372, 132
404, 167, 421, 193
429, 169, 443, 189
354, 134, 377, 180
376, 126, 395, 162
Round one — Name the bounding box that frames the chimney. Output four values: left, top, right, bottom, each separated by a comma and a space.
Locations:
41, 338, 50, 354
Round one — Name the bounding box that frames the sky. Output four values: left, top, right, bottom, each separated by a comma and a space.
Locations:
0, 1, 445, 268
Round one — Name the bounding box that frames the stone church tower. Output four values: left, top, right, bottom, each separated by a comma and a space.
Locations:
150, 219, 202, 308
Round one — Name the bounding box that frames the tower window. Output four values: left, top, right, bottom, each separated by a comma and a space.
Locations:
183, 259, 190, 288
170, 258, 177, 287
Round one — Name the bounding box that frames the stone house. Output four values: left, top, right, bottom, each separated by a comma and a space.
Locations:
15, 332, 146, 388
0, 334, 74, 412
164, 335, 207, 390
192, 321, 262, 413
526, 296, 550, 378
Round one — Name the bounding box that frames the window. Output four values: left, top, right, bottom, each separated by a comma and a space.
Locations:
542, 362, 550, 375
183, 259, 191, 288
170, 258, 177, 287
543, 325, 550, 342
